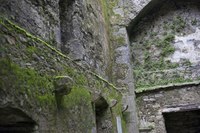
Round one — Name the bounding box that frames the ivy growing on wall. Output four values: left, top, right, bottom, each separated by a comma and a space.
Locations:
130, 9, 196, 90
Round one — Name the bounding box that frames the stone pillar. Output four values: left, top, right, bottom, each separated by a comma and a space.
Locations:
110, 1, 139, 132
111, 26, 139, 133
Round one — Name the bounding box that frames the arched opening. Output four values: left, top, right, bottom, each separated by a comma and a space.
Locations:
93, 95, 110, 133
163, 109, 200, 133
0, 107, 37, 133
127, 0, 164, 37
95, 96, 109, 117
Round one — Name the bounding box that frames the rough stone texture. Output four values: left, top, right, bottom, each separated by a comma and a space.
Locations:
171, 28, 200, 63
0, 21, 122, 132
2, 0, 200, 132
0, 0, 123, 132
0, 0, 164, 132
0, 0, 61, 48
0, 0, 112, 78
136, 85, 200, 133
107, 1, 140, 132
116, 1, 200, 132
60, 0, 112, 78
128, 1, 200, 89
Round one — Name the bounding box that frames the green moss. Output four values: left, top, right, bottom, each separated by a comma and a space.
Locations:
1, 17, 120, 91
155, 34, 175, 57
163, 34, 175, 42
121, 117, 128, 133
63, 86, 91, 108
99, 0, 109, 24
0, 46, 7, 53
133, 32, 178, 89
37, 94, 55, 106
0, 17, 70, 59
26, 46, 37, 55
182, 59, 192, 66
0, 58, 55, 106
136, 79, 197, 93
0, 16, 124, 132
172, 16, 186, 33
161, 45, 175, 57
150, 32, 157, 37
134, 69, 192, 89
191, 19, 197, 25
115, 36, 126, 45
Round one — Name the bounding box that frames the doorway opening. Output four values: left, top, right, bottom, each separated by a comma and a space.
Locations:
0, 107, 37, 133
163, 109, 200, 133
93, 96, 109, 133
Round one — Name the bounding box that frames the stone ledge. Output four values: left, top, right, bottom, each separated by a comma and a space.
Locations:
135, 80, 200, 93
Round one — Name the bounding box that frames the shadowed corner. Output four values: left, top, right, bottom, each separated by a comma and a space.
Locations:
0, 106, 37, 133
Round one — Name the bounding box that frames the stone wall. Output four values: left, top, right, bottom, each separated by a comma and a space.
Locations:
0, 0, 61, 48
2, 0, 200, 132
128, 1, 200, 91
0, 0, 112, 78
0, 0, 124, 132
136, 85, 200, 133
59, 0, 112, 77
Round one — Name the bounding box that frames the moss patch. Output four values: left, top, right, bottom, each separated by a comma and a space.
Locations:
0, 58, 55, 107
131, 13, 192, 90
0, 14, 124, 132
63, 86, 91, 108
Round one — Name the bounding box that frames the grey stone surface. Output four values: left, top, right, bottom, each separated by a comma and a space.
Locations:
136, 86, 200, 133
0, 0, 120, 132
59, 0, 112, 78
2, 0, 200, 132
53, 76, 74, 95
0, 0, 61, 48
128, 1, 200, 89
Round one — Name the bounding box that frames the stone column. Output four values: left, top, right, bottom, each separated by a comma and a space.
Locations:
110, 1, 139, 132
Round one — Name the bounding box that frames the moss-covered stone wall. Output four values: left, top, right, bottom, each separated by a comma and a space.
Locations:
129, 1, 200, 91
0, 1, 124, 131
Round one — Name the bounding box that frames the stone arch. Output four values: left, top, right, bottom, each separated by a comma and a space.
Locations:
127, 0, 200, 39
93, 96, 109, 116
0, 107, 37, 133
92, 93, 112, 133
127, 0, 164, 38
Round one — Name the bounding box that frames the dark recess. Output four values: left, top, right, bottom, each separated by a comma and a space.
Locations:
0, 107, 37, 133
163, 110, 200, 133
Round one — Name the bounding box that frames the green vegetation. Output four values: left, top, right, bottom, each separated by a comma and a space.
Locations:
63, 86, 91, 108
0, 7, 125, 131
134, 70, 191, 89
171, 16, 186, 33
135, 79, 200, 93
160, 34, 175, 56
0, 15, 122, 98
0, 16, 123, 117
0, 58, 55, 106
191, 19, 197, 25
0, 16, 119, 91
26, 46, 37, 55
115, 36, 126, 45
182, 59, 192, 66
132, 15, 191, 90
134, 33, 176, 71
